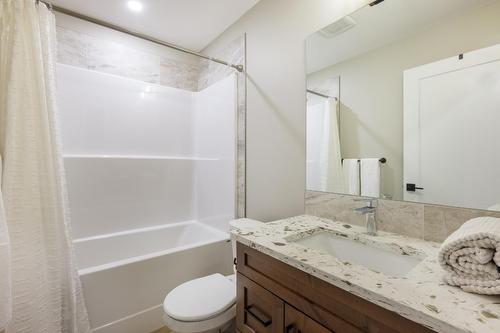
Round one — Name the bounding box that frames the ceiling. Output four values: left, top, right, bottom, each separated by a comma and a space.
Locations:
50, 0, 260, 51
306, 0, 497, 74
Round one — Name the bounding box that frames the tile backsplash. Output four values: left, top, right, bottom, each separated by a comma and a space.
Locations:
305, 191, 500, 242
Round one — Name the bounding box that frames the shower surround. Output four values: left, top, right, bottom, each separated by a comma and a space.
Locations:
52, 17, 247, 332
58, 64, 237, 333
56, 22, 247, 216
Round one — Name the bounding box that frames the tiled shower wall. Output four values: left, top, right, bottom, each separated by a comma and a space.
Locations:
56, 25, 246, 93
57, 26, 201, 91
56, 22, 247, 217
305, 191, 500, 243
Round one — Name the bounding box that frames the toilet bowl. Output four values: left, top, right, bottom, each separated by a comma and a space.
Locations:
163, 219, 262, 333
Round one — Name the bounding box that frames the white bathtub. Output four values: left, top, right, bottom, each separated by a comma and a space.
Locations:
75, 221, 233, 333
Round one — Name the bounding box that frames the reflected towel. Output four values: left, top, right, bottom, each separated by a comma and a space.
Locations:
342, 159, 360, 195
0, 156, 11, 330
438, 217, 500, 295
360, 158, 381, 198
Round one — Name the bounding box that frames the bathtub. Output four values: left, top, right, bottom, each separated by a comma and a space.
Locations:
75, 221, 233, 333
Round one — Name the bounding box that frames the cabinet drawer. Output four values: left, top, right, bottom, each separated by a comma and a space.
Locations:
285, 304, 333, 333
237, 273, 284, 333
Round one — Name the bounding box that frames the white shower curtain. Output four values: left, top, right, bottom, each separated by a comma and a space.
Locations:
0, 155, 11, 332
319, 98, 344, 193
0, 1, 90, 332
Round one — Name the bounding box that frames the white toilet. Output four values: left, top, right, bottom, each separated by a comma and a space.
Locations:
163, 219, 262, 333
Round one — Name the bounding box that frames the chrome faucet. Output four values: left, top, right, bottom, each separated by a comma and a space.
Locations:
353, 198, 377, 236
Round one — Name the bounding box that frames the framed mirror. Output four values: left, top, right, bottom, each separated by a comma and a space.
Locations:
306, 0, 500, 211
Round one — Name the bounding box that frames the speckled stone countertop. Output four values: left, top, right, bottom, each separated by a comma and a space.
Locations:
231, 215, 500, 333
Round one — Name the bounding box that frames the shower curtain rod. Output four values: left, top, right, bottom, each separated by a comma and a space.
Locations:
38, 1, 244, 73
307, 89, 338, 101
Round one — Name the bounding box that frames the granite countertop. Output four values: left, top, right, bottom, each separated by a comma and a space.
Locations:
231, 215, 500, 333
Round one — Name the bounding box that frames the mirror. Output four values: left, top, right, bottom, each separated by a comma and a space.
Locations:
306, 0, 500, 211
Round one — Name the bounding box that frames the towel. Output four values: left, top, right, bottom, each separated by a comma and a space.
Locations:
360, 158, 381, 198
0, 156, 11, 330
342, 159, 360, 195
438, 217, 500, 295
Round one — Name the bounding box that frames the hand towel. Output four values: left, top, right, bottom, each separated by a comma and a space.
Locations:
438, 217, 500, 295
360, 158, 381, 198
342, 159, 360, 195
0, 155, 12, 330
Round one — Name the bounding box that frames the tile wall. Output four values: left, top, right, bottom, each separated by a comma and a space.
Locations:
305, 191, 500, 242
56, 26, 200, 91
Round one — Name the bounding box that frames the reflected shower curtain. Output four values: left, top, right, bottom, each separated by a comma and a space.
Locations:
0, 1, 90, 332
319, 98, 344, 193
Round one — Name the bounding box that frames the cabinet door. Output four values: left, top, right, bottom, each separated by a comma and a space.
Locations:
237, 273, 284, 333
285, 304, 333, 333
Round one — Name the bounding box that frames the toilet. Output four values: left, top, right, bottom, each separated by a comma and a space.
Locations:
163, 219, 262, 333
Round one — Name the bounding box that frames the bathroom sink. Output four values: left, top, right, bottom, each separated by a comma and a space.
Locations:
292, 232, 422, 277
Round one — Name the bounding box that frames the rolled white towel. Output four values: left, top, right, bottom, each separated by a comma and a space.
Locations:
438, 217, 500, 295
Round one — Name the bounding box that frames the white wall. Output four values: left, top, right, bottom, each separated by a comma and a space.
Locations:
58, 65, 236, 238
203, 0, 371, 221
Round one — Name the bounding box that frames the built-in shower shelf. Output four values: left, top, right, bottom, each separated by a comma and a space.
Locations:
63, 154, 219, 161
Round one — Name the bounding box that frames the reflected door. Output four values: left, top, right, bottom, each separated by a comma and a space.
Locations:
404, 44, 500, 209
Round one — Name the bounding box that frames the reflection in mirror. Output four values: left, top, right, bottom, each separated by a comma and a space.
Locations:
306, 0, 500, 211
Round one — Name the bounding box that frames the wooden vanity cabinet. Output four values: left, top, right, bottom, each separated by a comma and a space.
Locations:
236, 242, 436, 333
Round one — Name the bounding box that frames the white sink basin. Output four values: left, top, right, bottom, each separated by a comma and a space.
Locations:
293, 232, 422, 277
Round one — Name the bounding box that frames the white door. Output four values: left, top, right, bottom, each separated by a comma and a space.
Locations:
404, 44, 500, 209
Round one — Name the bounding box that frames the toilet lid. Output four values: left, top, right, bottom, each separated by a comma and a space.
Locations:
164, 273, 236, 322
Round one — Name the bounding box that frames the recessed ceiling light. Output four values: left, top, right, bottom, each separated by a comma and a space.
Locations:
127, 1, 143, 12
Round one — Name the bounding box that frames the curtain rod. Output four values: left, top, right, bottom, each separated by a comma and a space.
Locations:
307, 89, 338, 101
38, 1, 244, 73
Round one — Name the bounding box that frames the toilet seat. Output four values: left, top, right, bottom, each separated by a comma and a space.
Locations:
164, 273, 236, 321
163, 274, 236, 333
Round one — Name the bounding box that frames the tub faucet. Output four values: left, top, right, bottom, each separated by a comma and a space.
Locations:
353, 198, 377, 236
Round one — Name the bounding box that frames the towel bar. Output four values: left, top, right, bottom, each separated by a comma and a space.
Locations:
341, 158, 386, 164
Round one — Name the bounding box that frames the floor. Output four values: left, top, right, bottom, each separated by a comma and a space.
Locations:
151, 327, 170, 333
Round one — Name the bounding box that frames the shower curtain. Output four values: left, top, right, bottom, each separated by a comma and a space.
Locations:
319, 98, 344, 193
0, 1, 90, 332
0, 156, 11, 332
